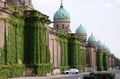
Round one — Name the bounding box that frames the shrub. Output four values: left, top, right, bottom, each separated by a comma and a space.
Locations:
90, 72, 115, 79
27, 63, 52, 76
0, 64, 25, 78
83, 74, 96, 79
60, 66, 69, 72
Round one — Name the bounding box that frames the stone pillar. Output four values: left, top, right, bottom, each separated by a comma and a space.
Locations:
29, 0, 32, 5
48, 29, 61, 74
108, 56, 112, 69
86, 47, 96, 72
93, 52, 96, 71
111, 56, 114, 68
0, 21, 5, 48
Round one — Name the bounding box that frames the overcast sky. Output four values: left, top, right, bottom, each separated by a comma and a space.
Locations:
32, 0, 120, 59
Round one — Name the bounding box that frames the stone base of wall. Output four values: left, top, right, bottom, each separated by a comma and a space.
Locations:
46, 73, 51, 76
86, 67, 96, 72
25, 67, 34, 76
108, 68, 113, 71
52, 68, 60, 75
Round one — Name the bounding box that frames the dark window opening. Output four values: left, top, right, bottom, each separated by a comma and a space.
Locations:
56, 25, 58, 29
62, 24, 64, 29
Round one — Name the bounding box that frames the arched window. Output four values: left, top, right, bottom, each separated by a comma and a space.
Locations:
84, 39, 86, 42
65, 27, 68, 31
29, 0, 31, 5
62, 24, 64, 29
56, 25, 58, 29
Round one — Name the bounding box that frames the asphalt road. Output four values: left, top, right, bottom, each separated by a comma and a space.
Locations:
9, 70, 120, 79
51, 70, 120, 79
9, 73, 88, 79
111, 70, 120, 79
51, 74, 84, 79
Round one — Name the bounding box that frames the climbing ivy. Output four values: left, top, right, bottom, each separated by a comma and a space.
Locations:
0, 64, 25, 78
7, 14, 24, 64
0, 8, 51, 77
114, 58, 120, 68
0, 9, 25, 78
96, 50, 103, 71
24, 10, 51, 76
103, 52, 108, 70
68, 34, 79, 68
8, 4, 24, 15
79, 48, 86, 72
56, 30, 69, 71
68, 34, 86, 72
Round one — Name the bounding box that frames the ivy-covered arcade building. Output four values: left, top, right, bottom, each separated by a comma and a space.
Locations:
0, 0, 119, 77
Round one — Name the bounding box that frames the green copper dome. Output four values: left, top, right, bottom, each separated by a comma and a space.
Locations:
107, 47, 111, 52
97, 40, 102, 47
76, 25, 87, 34
88, 34, 96, 42
103, 44, 107, 50
103, 44, 111, 52
54, 5, 70, 19
106, 47, 110, 52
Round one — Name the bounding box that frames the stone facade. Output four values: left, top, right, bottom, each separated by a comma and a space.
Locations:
47, 28, 61, 68
0, 21, 4, 48
0, 0, 116, 76
6, 0, 33, 10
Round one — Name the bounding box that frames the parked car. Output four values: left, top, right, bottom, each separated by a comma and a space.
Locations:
63, 68, 79, 74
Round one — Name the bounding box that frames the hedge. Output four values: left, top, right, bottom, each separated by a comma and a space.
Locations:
83, 74, 96, 79
83, 72, 115, 79
90, 72, 115, 79
34, 63, 52, 76
56, 30, 69, 72
0, 64, 25, 78
60, 66, 69, 72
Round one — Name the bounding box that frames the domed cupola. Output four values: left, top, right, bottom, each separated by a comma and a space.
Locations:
54, 5, 70, 19
97, 40, 102, 47
88, 33, 96, 47
88, 34, 96, 42
103, 44, 109, 52
76, 24, 87, 34
76, 24, 87, 42
53, 1, 71, 32
107, 47, 111, 52
103, 44, 111, 52
103, 44, 107, 50
97, 40, 103, 50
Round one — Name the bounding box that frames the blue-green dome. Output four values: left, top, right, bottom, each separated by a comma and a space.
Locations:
97, 40, 102, 47
88, 34, 96, 42
76, 25, 87, 34
103, 44, 111, 52
103, 44, 107, 50
103, 44, 110, 52
54, 6, 70, 19
107, 47, 111, 52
